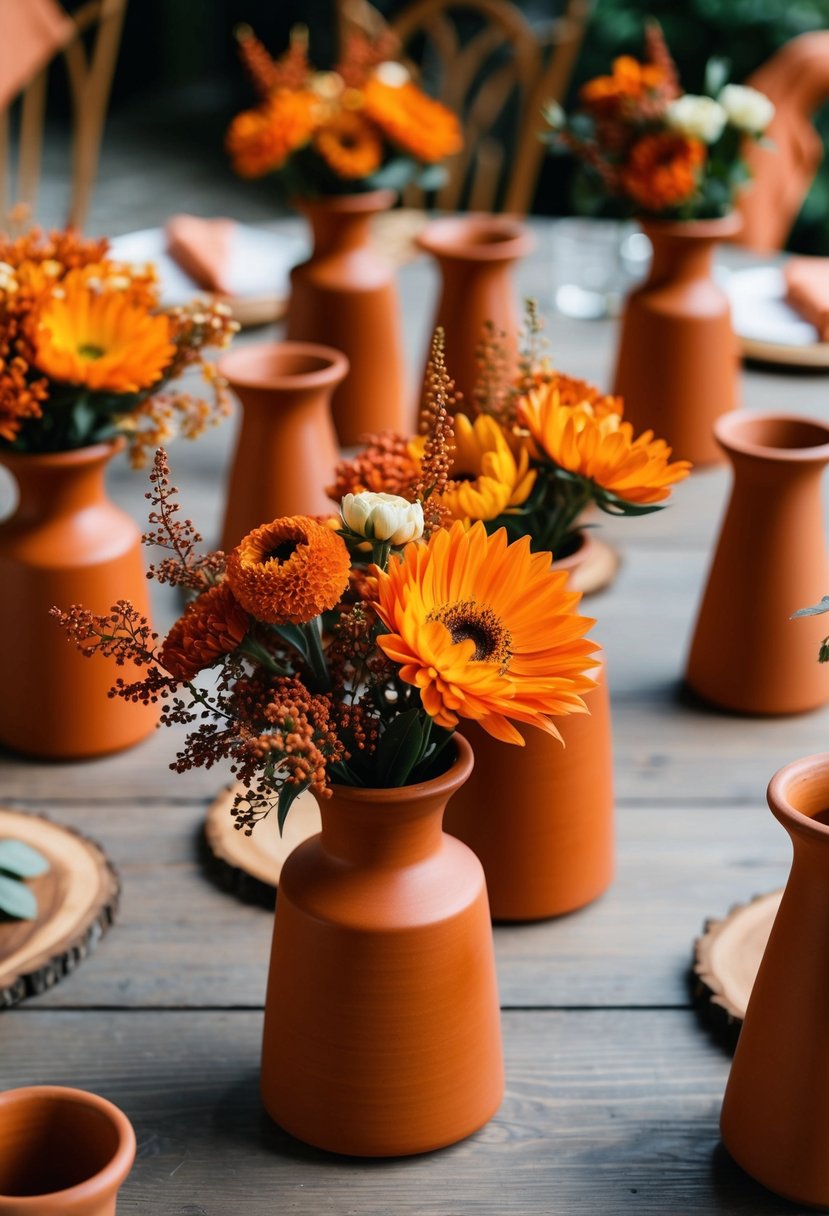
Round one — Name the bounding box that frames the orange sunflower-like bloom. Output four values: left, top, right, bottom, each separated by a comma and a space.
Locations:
517, 382, 691, 505
226, 89, 320, 178
361, 77, 461, 163
226, 516, 351, 625
159, 581, 249, 681
314, 110, 384, 179
580, 56, 666, 116
33, 273, 175, 393
621, 131, 705, 213
374, 520, 598, 745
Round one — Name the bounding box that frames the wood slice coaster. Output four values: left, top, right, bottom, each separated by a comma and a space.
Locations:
204, 785, 321, 907
0, 809, 119, 1008
692, 889, 783, 1048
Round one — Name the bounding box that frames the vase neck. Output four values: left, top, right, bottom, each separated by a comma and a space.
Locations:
644, 227, 717, 286
0, 445, 116, 523
301, 195, 390, 258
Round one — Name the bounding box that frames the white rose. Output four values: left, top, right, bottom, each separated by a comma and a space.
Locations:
718, 84, 775, 134
373, 60, 410, 88
665, 94, 727, 144
342, 492, 424, 546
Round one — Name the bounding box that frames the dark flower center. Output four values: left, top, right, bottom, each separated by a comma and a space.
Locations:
431, 599, 512, 669
78, 343, 105, 360
264, 539, 299, 564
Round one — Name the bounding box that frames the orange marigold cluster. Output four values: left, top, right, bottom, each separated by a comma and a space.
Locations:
580, 55, 667, 118
226, 89, 320, 177
534, 371, 623, 418
327, 430, 420, 503
314, 110, 384, 179
361, 77, 462, 163
621, 131, 705, 212
159, 581, 249, 681
226, 516, 351, 625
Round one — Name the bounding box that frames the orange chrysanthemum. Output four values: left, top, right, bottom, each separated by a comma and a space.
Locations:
226, 89, 320, 178
580, 55, 666, 116
226, 516, 351, 625
314, 110, 383, 179
361, 77, 461, 163
159, 581, 249, 681
533, 371, 624, 418
33, 274, 175, 393
374, 520, 598, 745
517, 382, 692, 505
621, 131, 705, 212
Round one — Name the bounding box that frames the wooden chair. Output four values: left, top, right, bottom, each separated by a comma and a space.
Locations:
0, 0, 128, 231
338, 0, 589, 214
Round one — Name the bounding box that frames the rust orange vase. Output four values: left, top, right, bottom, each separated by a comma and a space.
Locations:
416, 214, 534, 415
444, 653, 614, 921
0, 442, 157, 759
285, 190, 408, 445
260, 735, 504, 1156
685, 411, 829, 715
218, 341, 346, 552
720, 753, 829, 1207
613, 214, 742, 467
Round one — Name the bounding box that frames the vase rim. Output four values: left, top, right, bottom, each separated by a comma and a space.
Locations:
714, 410, 829, 462
0, 436, 124, 470
292, 189, 397, 215
219, 341, 350, 392
551, 528, 591, 570
416, 213, 534, 261
637, 212, 743, 240
328, 733, 474, 804
767, 753, 829, 841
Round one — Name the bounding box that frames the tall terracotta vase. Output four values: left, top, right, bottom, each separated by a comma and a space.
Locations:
721, 753, 829, 1207
613, 214, 742, 467
685, 411, 829, 714
416, 214, 534, 415
260, 735, 504, 1156
444, 653, 613, 921
0, 442, 157, 759
218, 342, 346, 552
285, 190, 408, 445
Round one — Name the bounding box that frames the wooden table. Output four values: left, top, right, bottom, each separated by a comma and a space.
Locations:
2, 220, 827, 1214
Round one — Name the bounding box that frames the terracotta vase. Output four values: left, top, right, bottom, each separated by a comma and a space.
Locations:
720, 753, 829, 1207
260, 735, 504, 1156
0, 1085, 135, 1213
218, 341, 346, 552
685, 411, 829, 715
285, 190, 408, 446
612, 214, 742, 467
444, 653, 613, 921
416, 214, 534, 415
0, 442, 158, 759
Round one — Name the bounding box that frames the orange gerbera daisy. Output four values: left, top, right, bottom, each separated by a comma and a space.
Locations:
374, 520, 597, 745
159, 581, 249, 681
226, 89, 320, 178
226, 516, 350, 625
33, 274, 175, 394
361, 77, 461, 163
517, 383, 691, 505
314, 110, 383, 179
621, 131, 705, 212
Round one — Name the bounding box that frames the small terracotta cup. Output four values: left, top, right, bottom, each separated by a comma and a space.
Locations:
0, 1087, 136, 1214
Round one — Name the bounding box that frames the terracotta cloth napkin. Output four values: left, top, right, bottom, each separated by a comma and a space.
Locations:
165, 214, 237, 295
0, 0, 74, 109
783, 257, 829, 341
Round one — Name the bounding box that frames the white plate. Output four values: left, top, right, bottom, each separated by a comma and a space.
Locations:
726, 265, 829, 368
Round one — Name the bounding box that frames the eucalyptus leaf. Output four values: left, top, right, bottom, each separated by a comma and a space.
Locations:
0, 874, 38, 920
277, 781, 311, 836
414, 163, 449, 192
374, 709, 425, 787
792, 596, 829, 619
0, 840, 49, 879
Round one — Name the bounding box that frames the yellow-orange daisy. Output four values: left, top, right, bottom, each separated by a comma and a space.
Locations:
226, 89, 320, 178
374, 520, 597, 745
226, 516, 350, 625
361, 77, 461, 163
412, 413, 535, 523
621, 131, 705, 213
314, 110, 383, 179
159, 581, 249, 681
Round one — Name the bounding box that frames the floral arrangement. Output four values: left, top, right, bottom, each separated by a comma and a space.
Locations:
0, 227, 237, 462
329, 309, 691, 559
54, 340, 598, 831
225, 24, 461, 195
543, 23, 775, 220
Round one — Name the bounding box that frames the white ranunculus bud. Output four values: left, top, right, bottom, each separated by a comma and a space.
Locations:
342, 492, 424, 546
374, 60, 410, 88
665, 94, 727, 144
718, 84, 775, 134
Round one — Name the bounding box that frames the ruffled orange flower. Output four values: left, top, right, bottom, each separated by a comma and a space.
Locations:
226, 516, 351, 624
159, 581, 249, 681
580, 56, 666, 116
517, 382, 691, 505
314, 110, 383, 179
374, 520, 597, 745
361, 77, 461, 163
328, 431, 420, 503
33, 274, 175, 393
621, 131, 705, 212
226, 89, 320, 178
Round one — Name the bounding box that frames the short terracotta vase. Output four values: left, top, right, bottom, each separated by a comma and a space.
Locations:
0, 1085, 135, 1214
685, 411, 829, 715
218, 341, 346, 552
0, 442, 158, 759
444, 652, 614, 921
285, 190, 409, 445
613, 214, 742, 467
416, 214, 534, 415
260, 735, 505, 1156
720, 753, 829, 1207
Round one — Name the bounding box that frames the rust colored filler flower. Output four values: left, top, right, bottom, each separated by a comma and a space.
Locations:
159, 581, 249, 680
621, 131, 705, 212
226, 516, 350, 624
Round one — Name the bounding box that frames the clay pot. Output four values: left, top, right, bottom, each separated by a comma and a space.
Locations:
685, 411, 829, 715
285, 190, 408, 445
552, 528, 620, 597
260, 735, 504, 1156
720, 753, 829, 1207
613, 214, 742, 467
444, 653, 613, 921
0, 1085, 135, 1213
218, 342, 346, 551
0, 442, 158, 759
416, 214, 534, 415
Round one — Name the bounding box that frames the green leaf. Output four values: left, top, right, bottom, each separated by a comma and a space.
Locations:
365, 157, 417, 193
415, 163, 449, 192
0, 875, 37, 920
0, 840, 49, 879
792, 596, 829, 619
276, 781, 311, 836
270, 622, 310, 661
374, 709, 425, 787
704, 55, 731, 98
596, 492, 665, 517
